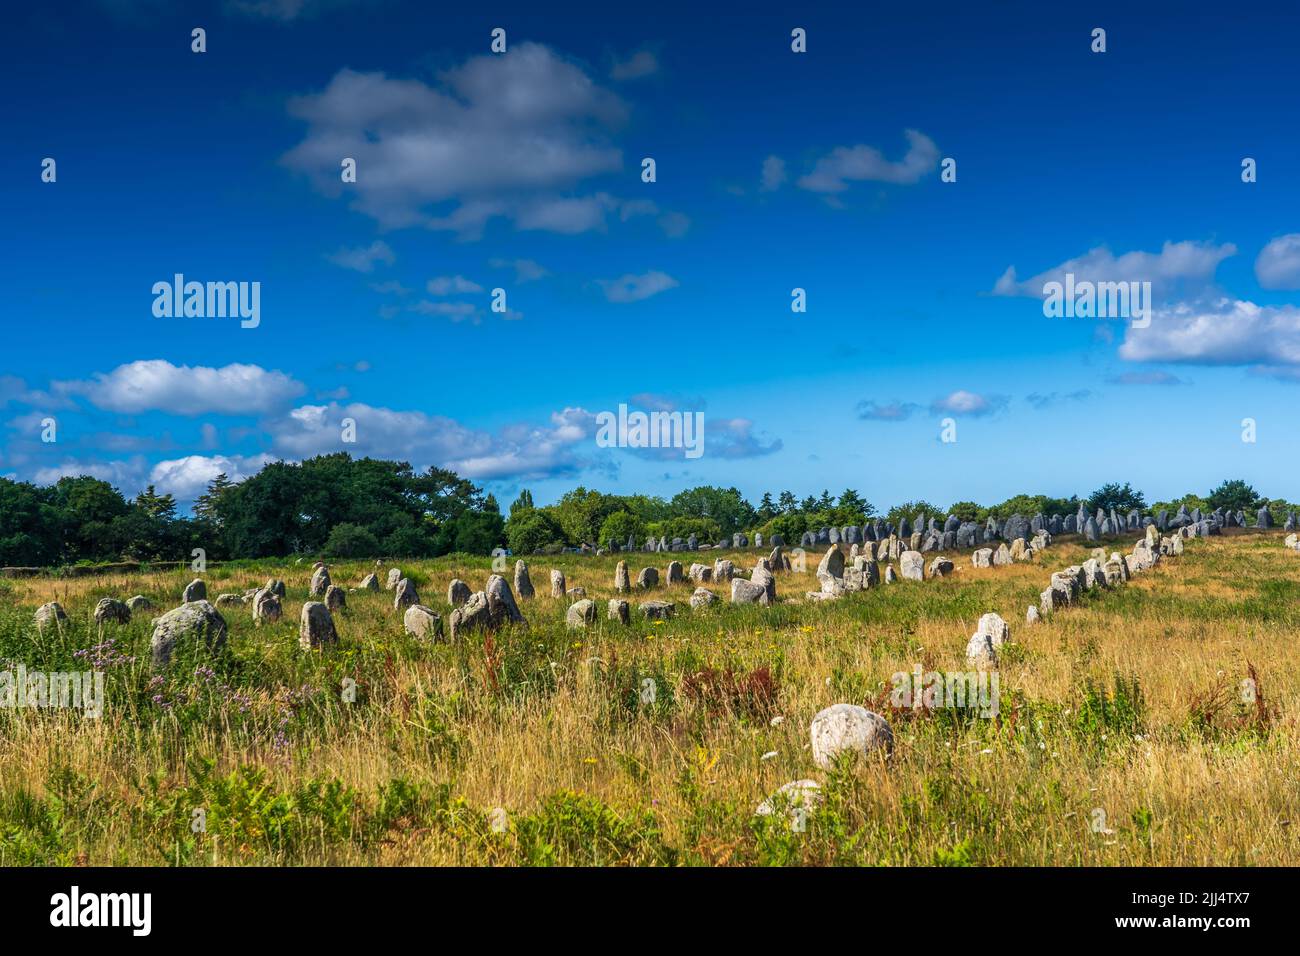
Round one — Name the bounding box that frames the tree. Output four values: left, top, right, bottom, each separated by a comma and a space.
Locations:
509, 489, 535, 516
885, 500, 943, 529
506, 509, 565, 554
598, 510, 644, 548
1206, 479, 1262, 513
323, 522, 381, 558
756, 492, 777, 523
946, 500, 983, 523
777, 491, 797, 514
669, 486, 756, 537
1088, 482, 1146, 513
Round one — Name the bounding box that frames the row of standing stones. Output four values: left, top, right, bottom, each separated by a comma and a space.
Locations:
573, 501, 1282, 557
760, 519, 1203, 826
29, 511, 1208, 825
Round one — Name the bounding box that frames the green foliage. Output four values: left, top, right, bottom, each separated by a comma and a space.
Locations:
645, 516, 722, 545
597, 510, 644, 548
1088, 482, 1146, 513
506, 508, 565, 555
1207, 479, 1262, 513
323, 522, 382, 558
945, 500, 983, 522
885, 500, 942, 528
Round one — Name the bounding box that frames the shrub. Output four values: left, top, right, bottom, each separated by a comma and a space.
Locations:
322, 522, 381, 559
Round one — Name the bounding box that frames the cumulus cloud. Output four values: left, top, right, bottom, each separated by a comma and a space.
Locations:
149, 453, 275, 500
610, 50, 658, 81
490, 258, 549, 282
326, 240, 395, 273
1107, 370, 1188, 386
1255, 234, 1300, 290
282, 44, 630, 235
760, 155, 787, 192
597, 270, 678, 303
705, 418, 783, 459
33, 456, 146, 490
797, 130, 939, 193
930, 390, 1008, 417
426, 275, 483, 295
1119, 299, 1300, 365
56, 360, 305, 416
856, 400, 922, 421
993, 240, 1236, 299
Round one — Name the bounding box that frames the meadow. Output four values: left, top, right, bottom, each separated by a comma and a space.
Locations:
0, 530, 1296, 866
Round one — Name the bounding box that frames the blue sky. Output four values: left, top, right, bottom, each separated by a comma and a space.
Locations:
6, 0, 1300, 511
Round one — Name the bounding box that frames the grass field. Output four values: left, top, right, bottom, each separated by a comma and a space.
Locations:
0, 530, 1296, 866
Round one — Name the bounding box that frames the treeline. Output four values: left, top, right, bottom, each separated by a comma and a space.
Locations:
0, 456, 1292, 567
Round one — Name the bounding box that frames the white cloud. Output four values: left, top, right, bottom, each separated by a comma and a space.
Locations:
1119, 298, 1300, 365
930, 390, 1008, 417
57, 360, 305, 416
326, 240, 395, 273
760, 155, 787, 192
797, 130, 939, 193
282, 45, 628, 235
597, 270, 678, 303
610, 50, 658, 81
1255, 234, 1300, 290
149, 453, 274, 500
490, 258, 549, 282
426, 275, 483, 295
408, 300, 477, 319
994, 240, 1236, 298
33, 457, 146, 490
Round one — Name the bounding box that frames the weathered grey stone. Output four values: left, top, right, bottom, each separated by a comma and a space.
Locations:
966, 632, 997, 670
927, 556, 954, 578
607, 599, 630, 624
264, 579, 286, 598
449, 592, 490, 640
403, 604, 443, 640
688, 562, 712, 583
977, 612, 1011, 648
1026, 605, 1041, 624
731, 578, 769, 605
550, 569, 566, 598
514, 561, 535, 599
972, 547, 994, 568
751, 566, 777, 602
126, 595, 153, 613
252, 589, 281, 623
639, 600, 675, 620
666, 561, 684, 585
94, 597, 131, 625
299, 601, 338, 649
359, 573, 380, 591
565, 599, 597, 629
393, 578, 419, 611
151, 600, 227, 668
810, 704, 893, 768
712, 559, 736, 582
215, 593, 245, 610
385, 568, 402, 590
637, 567, 660, 589
485, 574, 525, 625
182, 578, 207, 603
614, 561, 631, 593
690, 587, 719, 609
885, 565, 898, 584
310, 566, 332, 597
900, 551, 924, 581
755, 780, 823, 821
447, 579, 472, 605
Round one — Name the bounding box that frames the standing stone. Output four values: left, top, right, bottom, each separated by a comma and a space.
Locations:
751, 566, 777, 603
666, 561, 684, 585
324, 584, 347, 611
607, 599, 630, 624
253, 589, 282, 623
884, 565, 898, 584
687, 534, 698, 550
966, 633, 997, 670
449, 592, 492, 640
151, 600, 228, 669
972, 548, 994, 568
127, 595, 153, 613
712, 559, 736, 582
637, 567, 660, 589
485, 574, 526, 625
182, 578, 207, 603
447, 579, 472, 605
639, 600, 675, 620
1258, 506, 1274, 529
299, 601, 338, 650
386, 568, 402, 590
689, 587, 718, 609
1026, 605, 1040, 624
359, 573, 380, 591
899, 551, 924, 581
927, 557, 954, 578
309, 566, 331, 597
393, 578, 419, 611
614, 560, 631, 593
512, 560, 535, 599
94, 598, 131, 625
550, 569, 566, 598
565, 599, 597, 629
403, 605, 443, 640
265, 579, 286, 598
